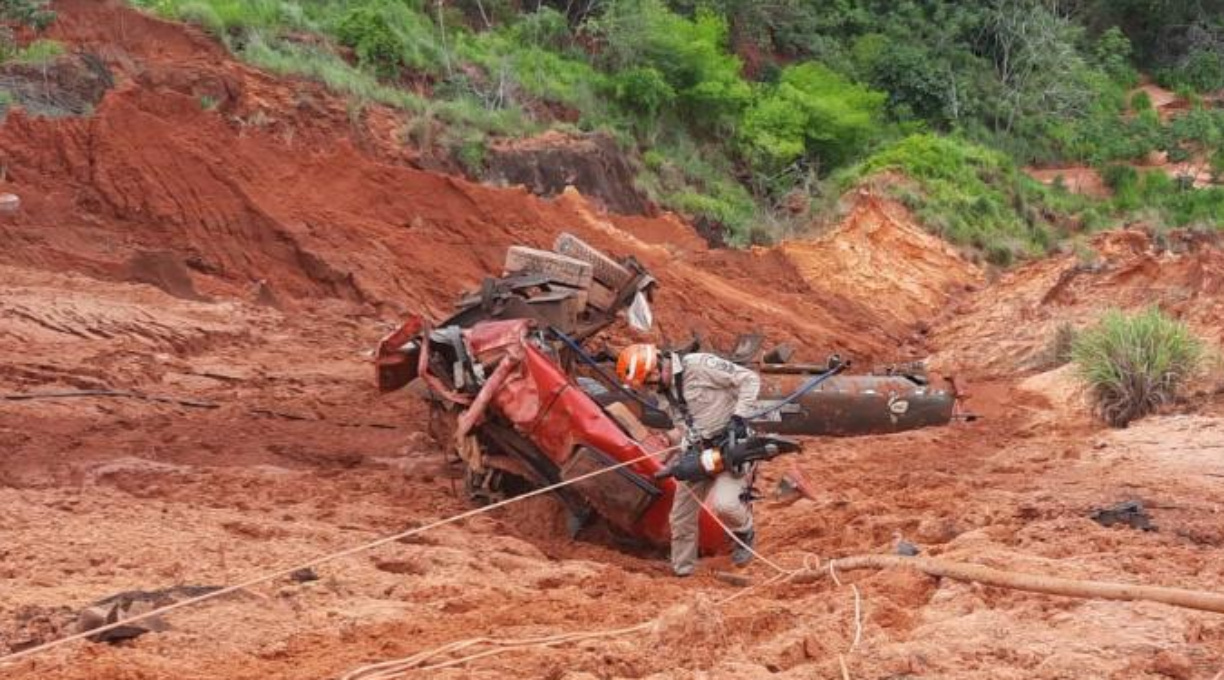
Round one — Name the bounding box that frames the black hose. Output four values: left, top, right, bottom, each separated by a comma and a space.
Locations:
744, 363, 845, 420
548, 327, 663, 413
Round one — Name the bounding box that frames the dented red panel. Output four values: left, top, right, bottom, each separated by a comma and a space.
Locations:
373, 316, 425, 392
489, 353, 544, 432
509, 343, 726, 553
457, 353, 521, 437
464, 319, 533, 363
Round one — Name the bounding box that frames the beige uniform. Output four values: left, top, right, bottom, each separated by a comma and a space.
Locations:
666, 353, 761, 576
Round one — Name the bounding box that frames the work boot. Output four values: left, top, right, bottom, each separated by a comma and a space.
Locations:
731, 529, 755, 567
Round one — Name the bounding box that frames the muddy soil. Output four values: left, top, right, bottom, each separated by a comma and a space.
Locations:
484, 131, 650, 215
3, 3, 1224, 679
5, 267, 1224, 680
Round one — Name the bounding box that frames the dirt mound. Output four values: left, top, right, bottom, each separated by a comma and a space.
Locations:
551, 187, 976, 358
1025, 166, 1111, 198
780, 190, 983, 336
1133, 82, 1191, 122
123, 250, 207, 301
0, 53, 113, 118
485, 131, 649, 215
929, 228, 1224, 378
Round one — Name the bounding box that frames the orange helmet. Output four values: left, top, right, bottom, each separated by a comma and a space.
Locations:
616, 343, 659, 388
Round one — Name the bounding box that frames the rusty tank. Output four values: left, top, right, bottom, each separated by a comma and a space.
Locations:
750, 366, 961, 436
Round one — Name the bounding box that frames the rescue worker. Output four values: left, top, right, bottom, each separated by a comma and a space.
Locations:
616, 343, 761, 577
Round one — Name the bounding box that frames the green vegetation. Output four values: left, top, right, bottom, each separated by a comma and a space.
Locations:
112, 0, 1224, 250
13, 37, 61, 65
1072, 307, 1204, 427
592, 1, 750, 133
0, 0, 55, 64
0, 0, 55, 31
1073, 1, 1224, 94
837, 135, 1084, 263
740, 63, 885, 185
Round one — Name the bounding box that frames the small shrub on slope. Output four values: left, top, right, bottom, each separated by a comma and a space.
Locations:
1072, 307, 1204, 427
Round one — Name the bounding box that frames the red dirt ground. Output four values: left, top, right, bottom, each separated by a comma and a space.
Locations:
4, 3, 1224, 679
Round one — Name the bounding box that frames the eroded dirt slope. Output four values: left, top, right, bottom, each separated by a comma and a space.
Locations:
1, 0, 975, 361
4, 2, 1224, 680
930, 229, 1224, 379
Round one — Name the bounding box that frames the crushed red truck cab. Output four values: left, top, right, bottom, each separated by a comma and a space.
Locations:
373, 233, 966, 553
378, 316, 729, 553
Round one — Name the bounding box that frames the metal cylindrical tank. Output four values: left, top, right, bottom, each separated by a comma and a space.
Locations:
751, 373, 956, 436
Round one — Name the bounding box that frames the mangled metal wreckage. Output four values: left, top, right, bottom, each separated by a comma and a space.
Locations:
375, 233, 967, 553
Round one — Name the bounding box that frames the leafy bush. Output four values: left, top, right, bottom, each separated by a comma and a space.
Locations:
739, 62, 885, 179
1141, 183, 1224, 227
1159, 48, 1224, 94
852, 36, 948, 124
507, 7, 570, 50
1072, 307, 1204, 427
1009, 69, 1147, 165
592, 0, 750, 131
457, 30, 606, 114
612, 66, 675, 119
839, 134, 1077, 260
14, 37, 62, 65
1212, 150, 1224, 182
1129, 90, 1152, 113
334, 1, 445, 77
1102, 163, 1139, 207
449, 130, 487, 174
1094, 26, 1137, 85
641, 149, 665, 171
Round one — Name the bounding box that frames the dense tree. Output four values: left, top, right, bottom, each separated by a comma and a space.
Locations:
739, 62, 885, 179
591, 0, 750, 131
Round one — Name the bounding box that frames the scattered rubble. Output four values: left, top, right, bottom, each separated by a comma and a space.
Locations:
1090, 500, 1158, 532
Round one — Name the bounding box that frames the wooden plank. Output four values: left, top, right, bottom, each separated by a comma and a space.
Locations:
504, 246, 593, 290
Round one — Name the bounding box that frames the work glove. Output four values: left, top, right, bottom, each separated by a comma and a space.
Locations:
654, 448, 709, 483
728, 415, 751, 442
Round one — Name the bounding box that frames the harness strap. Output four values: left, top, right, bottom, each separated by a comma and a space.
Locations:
667, 353, 698, 434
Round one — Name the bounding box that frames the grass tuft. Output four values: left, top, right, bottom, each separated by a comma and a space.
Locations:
1071, 307, 1204, 427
